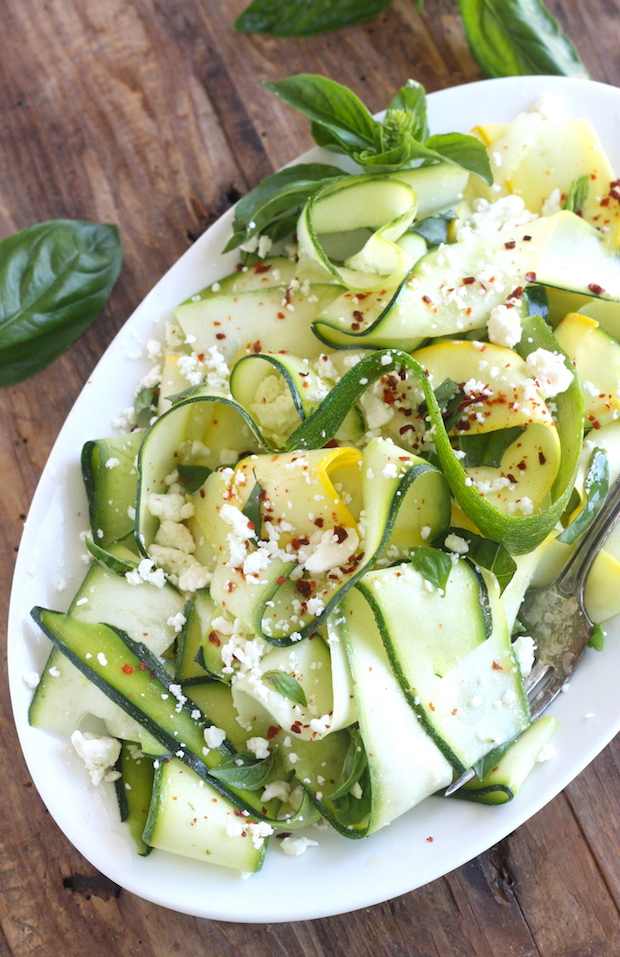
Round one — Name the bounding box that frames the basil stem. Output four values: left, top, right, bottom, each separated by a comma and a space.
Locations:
0, 220, 122, 387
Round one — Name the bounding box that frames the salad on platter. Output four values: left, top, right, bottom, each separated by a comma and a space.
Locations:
24, 77, 620, 878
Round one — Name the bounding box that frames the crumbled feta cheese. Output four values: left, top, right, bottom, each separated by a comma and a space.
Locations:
512, 634, 536, 677
246, 736, 270, 759
167, 612, 187, 633
536, 743, 556, 763
104, 457, 120, 470
23, 671, 40, 688
71, 730, 121, 786
279, 835, 319, 856
487, 303, 522, 348
444, 533, 469, 555
203, 725, 227, 749
525, 348, 573, 398
125, 558, 167, 588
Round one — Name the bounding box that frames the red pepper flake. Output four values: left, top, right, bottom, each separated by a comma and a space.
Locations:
252, 340, 262, 353
525, 271, 537, 283
507, 286, 523, 300
236, 262, 244, 271
461, 276, 476, 285
588, 282, 605, 295
139, 661, 148, 671
352, 310, 364, 323
276, 832, 292, 840
314, 517, 324, 528
333, 526, 347, 543
277, 575, 287, 585
429, 702, 436, 712
122, 663, 134, 675
422, 295, 433, 305
426, 836, 434, 843
290, 721, 303, 734
253, 262, 271, 274
277, 312, 286, 319
450, 708, 458, 715
522, 235, 532, 241
208, 631, 221, 646
215, 333, 226, 340
199, 488, 206, 498
538, 451, 547, 465
516, 460, 527, 471
295, 579, 314, 598
267, 725, 281, 740
504, 240, 516, 249
492, 660, 504, 671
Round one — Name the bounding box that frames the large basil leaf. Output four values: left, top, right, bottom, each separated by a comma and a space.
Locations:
0, 220, 122, 387
458, 0, 590, 79
264, 75, 380, 152
235, 0, 394, 36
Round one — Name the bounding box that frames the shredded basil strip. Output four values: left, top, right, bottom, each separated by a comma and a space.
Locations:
209, 751, 280, 790
563, 174, 590, 215
557, 447, 609, 545
437, 527, 517, 594
176, 464, 213, 494
262, 670, 308, 706
242, 476, 264, 540
328, 728, 368, 801
84, 538, 137, 577
409, 546, 453, 594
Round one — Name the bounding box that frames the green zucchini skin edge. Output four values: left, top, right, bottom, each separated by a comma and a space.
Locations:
30, 607, 280, 824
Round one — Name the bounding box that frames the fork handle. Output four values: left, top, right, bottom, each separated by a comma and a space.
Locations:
555, 472, 620, 599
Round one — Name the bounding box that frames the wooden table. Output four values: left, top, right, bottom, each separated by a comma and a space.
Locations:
2, 1, 620, 953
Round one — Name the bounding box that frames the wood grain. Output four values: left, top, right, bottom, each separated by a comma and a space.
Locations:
3, 1, 620, 954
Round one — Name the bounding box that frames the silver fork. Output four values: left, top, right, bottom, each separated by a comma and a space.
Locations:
444, 471, 620, 796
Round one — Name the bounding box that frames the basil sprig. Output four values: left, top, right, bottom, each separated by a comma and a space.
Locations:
265, 75, 492, 181
0, 220, 122, 387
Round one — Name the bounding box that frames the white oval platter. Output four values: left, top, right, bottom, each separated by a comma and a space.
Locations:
8, 74, 620, 923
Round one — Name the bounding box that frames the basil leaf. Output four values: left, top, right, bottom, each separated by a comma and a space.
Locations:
0, 220, 122, 387
413, 210, 456, 246
264, 75, 380, 152
135, 385, 159, 427
209, 751, 279, 790
176, 464, 212, 494
263, 670, 307, 706
439, 528, 517, 594
418, 377, 459, 418
558, 447, 609, 545
424, 132, 493, 185
409, 546, 453, 593
242, 477, 263, 540
84, 538, 137, 577
458, 0, 590, 79
564, 174, 590, 215
223, 163, 345, 253
456, 426, 524, 468
588, 623, 606, 652
331, 765, 372, 826
235, 0, 394, 36
328, 728, 367, 801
